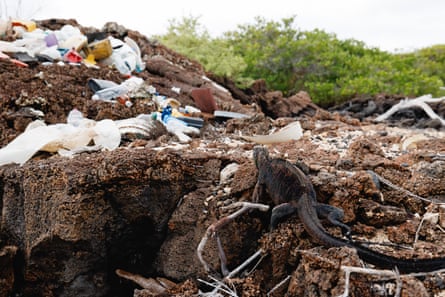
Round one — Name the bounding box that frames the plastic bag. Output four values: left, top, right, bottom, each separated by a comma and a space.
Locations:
0, 110, 121, 166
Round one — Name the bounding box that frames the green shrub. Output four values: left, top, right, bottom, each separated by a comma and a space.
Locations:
156, 16, 247, 79
156, 16, 444, 106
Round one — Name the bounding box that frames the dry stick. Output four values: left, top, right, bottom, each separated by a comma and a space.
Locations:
197, 275, 238, 297
394, 270, 402, 297
225, 248, 264, 279
337, 266, 445, 297
115, 269, 170, 293
413, 211, 439, 246
433, 154, 445, 161
267, 275, 291, 297
338, 266, 402, 297
216, 234, 229, 276
368, 170, 445, 205
295, 249, 339, 266
245, 252, 267, 276
197, 202, 270, 275
375, 95, 445, 126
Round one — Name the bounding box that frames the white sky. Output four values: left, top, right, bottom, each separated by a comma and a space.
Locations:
2, 0, 444, 52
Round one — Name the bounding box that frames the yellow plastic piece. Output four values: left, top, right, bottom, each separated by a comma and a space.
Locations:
87, 38, 112, 60
84, 54, 97, 66
12, 20, 36, 32
171, 109, 184, 117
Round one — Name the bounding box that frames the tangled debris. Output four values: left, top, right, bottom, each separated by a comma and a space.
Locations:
0, 19, 444, 297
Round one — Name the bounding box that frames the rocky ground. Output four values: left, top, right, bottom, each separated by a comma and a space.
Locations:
0, 19, 445, 297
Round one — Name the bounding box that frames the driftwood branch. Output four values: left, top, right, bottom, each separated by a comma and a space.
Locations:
267, 275, 291, 297
375, 95, 445, 126
197, 275, 238, 297
368, 170, 445, 205
197, 201, 269, 276
337, 266, 445, 297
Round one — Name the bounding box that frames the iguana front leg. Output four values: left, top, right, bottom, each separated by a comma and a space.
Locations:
271, 203, 297, 230
315, 203, 351, 239
252, 181, 266, 203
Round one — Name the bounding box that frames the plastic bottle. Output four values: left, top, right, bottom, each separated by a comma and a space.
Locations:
101, 37, 136, 76
124, 36, 145, 72
92, 84, 129, 101
161, 105, 187, 126
92, 76, 143, 100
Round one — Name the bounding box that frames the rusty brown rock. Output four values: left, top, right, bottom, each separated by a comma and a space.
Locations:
0, 246, 17, 297
190, 88, 218, 113
357, 199, 409, 227
0, 148, 227, 296
255, 90, 319, 118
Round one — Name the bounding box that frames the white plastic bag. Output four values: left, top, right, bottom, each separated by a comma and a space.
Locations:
0, 110, 121, 166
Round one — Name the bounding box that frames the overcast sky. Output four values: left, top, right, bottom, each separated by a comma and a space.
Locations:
2, 0, 443, 52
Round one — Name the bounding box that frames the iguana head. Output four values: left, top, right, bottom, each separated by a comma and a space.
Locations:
253, 146, 269, 169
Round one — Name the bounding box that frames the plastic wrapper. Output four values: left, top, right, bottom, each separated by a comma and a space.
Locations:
241, 121, 303, 144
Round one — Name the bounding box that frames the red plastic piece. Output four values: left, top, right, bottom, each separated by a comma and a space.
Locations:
64, 49, 83, 63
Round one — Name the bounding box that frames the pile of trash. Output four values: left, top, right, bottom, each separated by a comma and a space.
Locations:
0, 19, 257, 165
0, 19, 145, 75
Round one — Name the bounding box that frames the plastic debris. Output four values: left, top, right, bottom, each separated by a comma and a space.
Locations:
11, 20, 36, 32
0, 109, 168, 165
0, 19, 8, 37
12, 52, 38, 65
241, 121, 303, 144
176, 116, 204, 128
171, 86, 181, 94
214, 110, 250, 119
90, 76, 143, 107
220, 163, 240, 184
0, 51, 28, 67
101, 36, 145, 76
44, 33, 58, 47
86, 38, 112, 60
401, 134, 430, 150
157, 105, 200, 143
0, 109, 121, 166
56, 25, 87, 51
88, 78, 119, 93
83, 54, 97, 66
124, 36, 145, 72
63, 49, 83, 63
115, 115, 167, 140
0, 22, 145, 74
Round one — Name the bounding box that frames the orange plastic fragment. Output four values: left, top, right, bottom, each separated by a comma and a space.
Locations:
11, 20, 36, 32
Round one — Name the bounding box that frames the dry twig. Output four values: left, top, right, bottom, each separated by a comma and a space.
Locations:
337, 266, 445, 297
368, 170, 445, 205
375, 95, 445, 126
267, 275, 291, 297
197, 201, 269, 276
197, 275, 238, 297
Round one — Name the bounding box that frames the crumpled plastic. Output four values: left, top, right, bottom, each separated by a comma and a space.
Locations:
0, 109, 120, 166
157, 105, 200, 143
241, 121, 303, 144
0, 22, 145, 75
100, 37, 145, 75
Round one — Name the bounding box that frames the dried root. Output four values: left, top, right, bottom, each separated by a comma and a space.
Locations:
337, 266, 445, 297
115, 269, 176, 294
197, 201, 269, 276
375, 95, 445, 126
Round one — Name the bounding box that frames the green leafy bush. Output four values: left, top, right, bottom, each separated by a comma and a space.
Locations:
156, 16, 246, 79
157, 16, 444, 106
